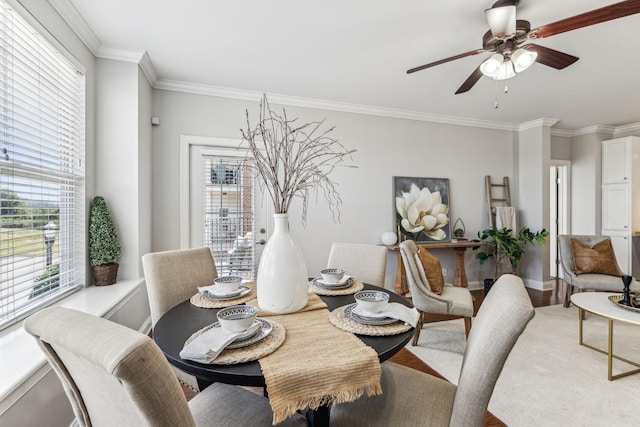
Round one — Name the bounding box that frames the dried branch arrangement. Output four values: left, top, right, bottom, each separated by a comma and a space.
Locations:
240, 94, 356, 224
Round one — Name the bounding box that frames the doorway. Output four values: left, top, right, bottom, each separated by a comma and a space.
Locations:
180, 136, 270, 280
549, 161, 570, 280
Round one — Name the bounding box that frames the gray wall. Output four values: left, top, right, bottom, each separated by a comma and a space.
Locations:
150, 90, 516, 284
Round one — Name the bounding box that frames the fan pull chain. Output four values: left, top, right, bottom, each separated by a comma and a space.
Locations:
494, 79, 499, 108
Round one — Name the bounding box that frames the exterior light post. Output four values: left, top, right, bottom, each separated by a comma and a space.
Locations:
43, 221, 58, 267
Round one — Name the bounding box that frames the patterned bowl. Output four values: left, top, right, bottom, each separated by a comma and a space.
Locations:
354, 290, 389, 313
216, 305, 258, 332
321, 268, 345, 284
214, 276, 243, 293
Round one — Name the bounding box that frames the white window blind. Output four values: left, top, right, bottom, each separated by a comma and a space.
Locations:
204, 157, 256, 279
0, 0, 85, 330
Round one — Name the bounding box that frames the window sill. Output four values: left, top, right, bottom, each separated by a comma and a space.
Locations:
0, 278, 147, 411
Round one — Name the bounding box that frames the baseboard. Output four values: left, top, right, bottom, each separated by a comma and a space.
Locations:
523, 278, 556, 291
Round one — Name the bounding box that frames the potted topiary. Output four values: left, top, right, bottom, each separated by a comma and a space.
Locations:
473, 227, 549, 289
89, 196, 121, 286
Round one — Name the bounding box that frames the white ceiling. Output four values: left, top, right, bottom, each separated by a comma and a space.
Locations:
56, 0, 640, 131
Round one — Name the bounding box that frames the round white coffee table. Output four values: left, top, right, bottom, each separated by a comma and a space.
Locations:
570, 292, 640, 380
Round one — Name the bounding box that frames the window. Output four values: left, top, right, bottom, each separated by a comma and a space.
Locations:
0, 0, 85, 330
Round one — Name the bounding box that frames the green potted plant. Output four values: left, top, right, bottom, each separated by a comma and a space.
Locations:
473, 226, 549, 283
89, 196, 121, 286
453, 217, 466, 240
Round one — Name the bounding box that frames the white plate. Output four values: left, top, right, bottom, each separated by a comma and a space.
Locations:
199, 318, 272, 349
313, 276, 354, 289
344, 303, 398, 325
202, 285, 251, 300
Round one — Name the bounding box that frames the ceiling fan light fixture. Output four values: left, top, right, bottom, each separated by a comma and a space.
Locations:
511, 48, 537, 72
485, 5, 516, 38
492, 60, 516, 81
480, 53, 505, 77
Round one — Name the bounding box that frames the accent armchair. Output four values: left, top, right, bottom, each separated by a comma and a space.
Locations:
24, 307, 307, 427
558, 235, 640, 307
399, 240, 473, 345
329, 273, 535, 427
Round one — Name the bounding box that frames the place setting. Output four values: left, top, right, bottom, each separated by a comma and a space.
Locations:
190, 275, 256, 308
180, 305, 285, 365
329, 289, 420, 336
309, 267, 365, 296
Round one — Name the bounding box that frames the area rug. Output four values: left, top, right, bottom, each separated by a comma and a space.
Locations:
407, 304, 640, 427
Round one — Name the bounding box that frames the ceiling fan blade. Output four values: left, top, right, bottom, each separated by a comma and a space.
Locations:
407, 49, 486, 74
523, 44, 579, 69
532, 0, 640, 39
455, 65, 484, 94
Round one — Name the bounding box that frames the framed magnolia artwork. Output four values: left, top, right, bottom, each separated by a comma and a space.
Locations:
393, 176, 451, 243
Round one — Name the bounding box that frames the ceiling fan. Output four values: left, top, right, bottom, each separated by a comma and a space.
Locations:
407, 0, 640, 94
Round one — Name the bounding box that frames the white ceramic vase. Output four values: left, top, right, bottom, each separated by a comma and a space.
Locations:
257, 213, 309, 314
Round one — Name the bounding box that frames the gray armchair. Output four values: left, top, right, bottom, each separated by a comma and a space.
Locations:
24, 307, 307, 427
399, 240, 473, 345
329, 273, 535, 427
558, 235, 640, 307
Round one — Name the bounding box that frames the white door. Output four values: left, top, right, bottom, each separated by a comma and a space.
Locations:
184, 139, 270, 279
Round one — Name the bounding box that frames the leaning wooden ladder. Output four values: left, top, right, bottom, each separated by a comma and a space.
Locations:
485, 176, 511, 229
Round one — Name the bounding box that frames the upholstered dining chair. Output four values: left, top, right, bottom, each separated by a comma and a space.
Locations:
142, 247, 218, 391
399, 240, 473, 345
24, 307, 307, 427
327, 242, 388, 287
558, 235, 640, 307
330, 273, 535, 427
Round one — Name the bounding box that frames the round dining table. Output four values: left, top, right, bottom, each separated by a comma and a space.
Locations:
153, 283, 413, 387
153, 283, 414, 426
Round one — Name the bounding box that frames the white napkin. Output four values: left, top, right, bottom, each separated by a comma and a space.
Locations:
180, 321, 262, 363
198, 284, 236, 298
352, 302, 420, 327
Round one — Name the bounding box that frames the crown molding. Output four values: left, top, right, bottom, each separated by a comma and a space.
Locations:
614, 122, 640, 136
519, 118, 559, 131
154, 79, 518, 131
550, 128, 573, 138
570, 125, 616, 137
94, 47, 157, 86
48, 0, 100, 55
138, 51, 158, 86
95, 46, 145, 63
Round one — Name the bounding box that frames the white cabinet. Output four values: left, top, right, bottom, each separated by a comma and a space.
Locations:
601, 136, 640, 275
602, 184, 630, 231
602, 138, 630, 184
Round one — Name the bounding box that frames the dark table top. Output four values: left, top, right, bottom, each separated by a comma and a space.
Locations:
153, 284, 414, 387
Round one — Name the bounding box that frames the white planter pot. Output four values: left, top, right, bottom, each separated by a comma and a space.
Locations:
257, 214, 309, 313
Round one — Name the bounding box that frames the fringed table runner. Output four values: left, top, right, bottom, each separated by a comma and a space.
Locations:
247, 291, 382, 425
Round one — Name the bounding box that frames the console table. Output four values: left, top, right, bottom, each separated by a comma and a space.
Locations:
391, 240, 483, 296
